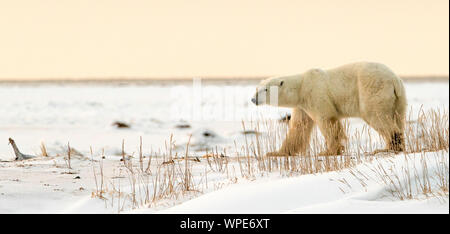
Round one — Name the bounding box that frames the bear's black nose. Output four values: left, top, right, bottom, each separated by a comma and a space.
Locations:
251, 97, 257, 105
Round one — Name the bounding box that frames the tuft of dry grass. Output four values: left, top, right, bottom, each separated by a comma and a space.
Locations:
91, 147, 106, 200
64, 142, 72, 169
40, 142, 48, 157
348, 150, 448, 201
405, 108, 449, 153
91, 135, 204, 212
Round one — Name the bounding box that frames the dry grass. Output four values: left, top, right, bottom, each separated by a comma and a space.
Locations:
91, 147, 106, 200
405, 107, 449, 153
40, 142, 48, 157
64, 142, 72, 170
90, 135, 204, 212
89, 107, 449, 212
347, 150, 448, 201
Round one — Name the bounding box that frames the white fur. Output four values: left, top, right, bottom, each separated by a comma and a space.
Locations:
252, 62, 407, 156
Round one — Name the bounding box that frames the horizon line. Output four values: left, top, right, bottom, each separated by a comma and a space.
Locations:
0, 75, 448, 83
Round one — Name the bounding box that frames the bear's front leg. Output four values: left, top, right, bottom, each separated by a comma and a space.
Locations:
266, 108, 314, 157
317, 118, 346, 156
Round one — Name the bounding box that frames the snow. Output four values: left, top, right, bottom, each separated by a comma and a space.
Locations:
0, 79, 448, 214
157, 151, 449, 214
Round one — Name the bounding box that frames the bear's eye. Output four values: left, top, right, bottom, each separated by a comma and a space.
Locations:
280, 81, 284, 86
264, 88, 268, 92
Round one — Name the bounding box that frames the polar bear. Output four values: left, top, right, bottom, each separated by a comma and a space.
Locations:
251, 62, 407, 156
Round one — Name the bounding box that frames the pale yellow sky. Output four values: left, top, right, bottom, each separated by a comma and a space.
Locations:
0, 0, 448, 79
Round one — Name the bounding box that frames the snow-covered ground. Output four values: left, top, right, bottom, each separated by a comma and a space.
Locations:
0, 79, 448, 213
156, 151, 448, 214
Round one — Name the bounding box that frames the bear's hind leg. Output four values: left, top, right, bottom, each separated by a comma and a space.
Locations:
390, 131, 404, 152
365, 114, 405, 154
391, 111, 406, 152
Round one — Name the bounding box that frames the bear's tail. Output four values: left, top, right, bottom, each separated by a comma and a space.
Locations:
393, 77, 407, 118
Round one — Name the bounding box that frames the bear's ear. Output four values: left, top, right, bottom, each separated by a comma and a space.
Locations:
280, 81, 284, 86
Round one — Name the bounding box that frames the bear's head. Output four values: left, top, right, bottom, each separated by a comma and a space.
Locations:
251, 75, 299, 108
